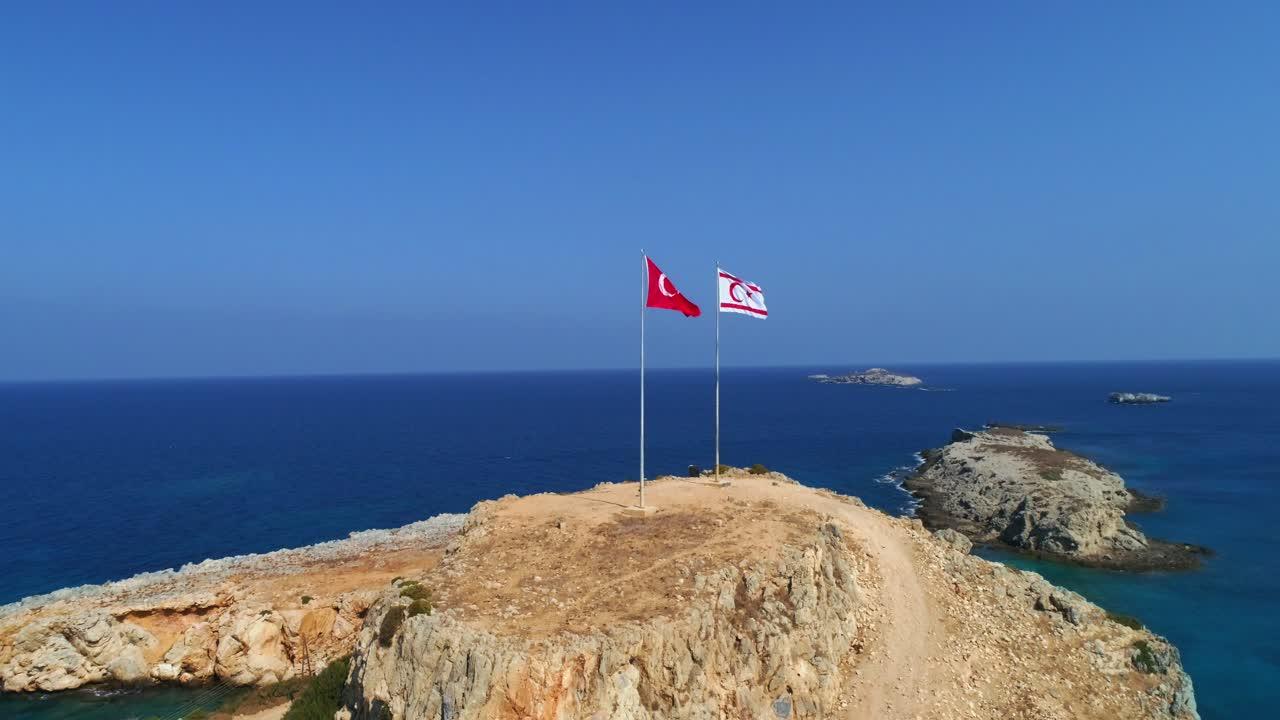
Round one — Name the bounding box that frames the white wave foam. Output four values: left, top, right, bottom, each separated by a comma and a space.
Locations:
872, 453, 927, 518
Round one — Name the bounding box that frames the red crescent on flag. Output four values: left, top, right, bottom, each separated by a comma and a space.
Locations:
729, 282, 747, 302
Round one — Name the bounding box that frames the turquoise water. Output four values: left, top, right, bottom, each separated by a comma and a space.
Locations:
0, 362, 1276, 717
0, 685, 245, 719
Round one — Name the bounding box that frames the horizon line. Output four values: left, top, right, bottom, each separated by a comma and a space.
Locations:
2, 356, 1277, 386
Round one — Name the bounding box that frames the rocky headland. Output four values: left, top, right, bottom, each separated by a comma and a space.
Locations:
0, 515, 462, 694
1, 471, 1199, 719
810, 368, 923, 386
905, 428, 1206, 570
1110, 392, 1172, 404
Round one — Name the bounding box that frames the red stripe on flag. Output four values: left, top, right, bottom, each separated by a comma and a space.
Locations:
720, 303, 768, 316
718, 271, 761, 292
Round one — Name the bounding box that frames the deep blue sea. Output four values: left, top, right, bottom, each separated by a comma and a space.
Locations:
1, 362, 1276, 719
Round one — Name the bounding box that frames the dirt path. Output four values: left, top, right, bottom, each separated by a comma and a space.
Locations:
834, 507, 940, 719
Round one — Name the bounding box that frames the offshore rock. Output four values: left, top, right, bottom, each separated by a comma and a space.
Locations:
810, 368, 923, 386
906, 428, 1206, 570
1110, 392, 1172, 404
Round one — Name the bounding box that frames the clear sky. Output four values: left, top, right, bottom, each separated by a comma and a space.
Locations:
3, 3, 1278, 380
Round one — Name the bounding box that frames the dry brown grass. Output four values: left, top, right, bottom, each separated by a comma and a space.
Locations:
423, 482, 824, 638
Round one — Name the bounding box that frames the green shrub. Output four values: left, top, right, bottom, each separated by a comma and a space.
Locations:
687, 465, 702, 477
1106, 609, 1144, 630
400, 584, 430, 602
300, 595, 312, 605
1131, 640, 1160, 674
378, 606, 407, 647
716, 464, 731, 474
748, 463, 768, 475
282, 656, 351, 720
408, 598, 433, 617
390, 576, 403, 585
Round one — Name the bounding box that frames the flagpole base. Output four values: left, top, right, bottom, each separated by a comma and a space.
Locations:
622, 505, 660, 517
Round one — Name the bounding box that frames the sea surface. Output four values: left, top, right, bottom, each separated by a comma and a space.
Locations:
0, 362, 1276, 719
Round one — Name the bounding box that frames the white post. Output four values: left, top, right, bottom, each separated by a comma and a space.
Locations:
714, 263, 720, 483
640, 251, 647, 508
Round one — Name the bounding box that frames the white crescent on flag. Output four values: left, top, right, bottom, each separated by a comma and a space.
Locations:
718, 268, 767, 318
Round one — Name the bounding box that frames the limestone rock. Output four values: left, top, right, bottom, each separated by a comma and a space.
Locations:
905, 428, 1204, 570
932, 528, 972, 554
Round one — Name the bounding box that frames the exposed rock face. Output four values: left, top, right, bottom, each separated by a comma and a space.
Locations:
346, 522, 858, 720
932, 528, 973, 554
810, 368, 923, 386
1110, 392, 1172, 404
906, 428, 1205, 570
0, 514, 462, 693
934, 540, 1198, 720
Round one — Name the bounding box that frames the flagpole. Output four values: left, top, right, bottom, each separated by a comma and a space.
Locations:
640, 250, 647, 508
714, 262, 720, 484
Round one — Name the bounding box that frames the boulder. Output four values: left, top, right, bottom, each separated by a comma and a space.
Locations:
933, 528, 972, 554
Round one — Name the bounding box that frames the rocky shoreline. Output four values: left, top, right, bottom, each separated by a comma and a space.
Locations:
905, 428, 1208, 571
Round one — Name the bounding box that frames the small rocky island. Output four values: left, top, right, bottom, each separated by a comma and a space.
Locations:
1110, 392, 1172, 404
809, 367, 922, 386
906, 427, 1206, 571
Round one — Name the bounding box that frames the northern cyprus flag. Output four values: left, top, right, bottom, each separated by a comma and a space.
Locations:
718, 268, 767, 318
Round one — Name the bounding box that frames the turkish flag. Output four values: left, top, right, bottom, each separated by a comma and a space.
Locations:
645, 257, 701, 317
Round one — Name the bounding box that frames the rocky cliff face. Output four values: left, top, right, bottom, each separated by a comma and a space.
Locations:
0, 515, 461, 693
905, 428, 1204, 570
344, 522, 859, 720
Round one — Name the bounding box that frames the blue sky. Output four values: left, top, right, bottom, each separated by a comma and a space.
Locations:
3, 3, 1278, 380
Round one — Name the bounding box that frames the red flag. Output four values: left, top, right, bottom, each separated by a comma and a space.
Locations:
645, 257, 701, 317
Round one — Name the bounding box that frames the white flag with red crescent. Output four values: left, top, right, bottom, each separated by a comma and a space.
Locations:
718, 268, 767, 318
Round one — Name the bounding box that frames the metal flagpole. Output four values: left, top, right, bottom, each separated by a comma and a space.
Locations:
715, 262, 720, 483
640, 250, 647, 508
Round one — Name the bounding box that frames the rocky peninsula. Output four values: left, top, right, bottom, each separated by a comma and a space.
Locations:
1, 471, 1199, 719
810, 368, 923, 386
906, 428, 1206, 570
